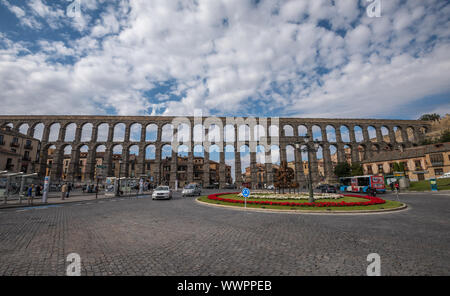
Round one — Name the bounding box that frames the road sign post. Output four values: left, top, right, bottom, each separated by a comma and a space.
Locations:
242, 188, 250, 209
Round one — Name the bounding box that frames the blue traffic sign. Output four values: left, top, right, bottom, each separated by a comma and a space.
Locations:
242, 188, 250, 198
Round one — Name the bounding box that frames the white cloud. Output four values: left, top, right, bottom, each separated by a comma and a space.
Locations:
0, 0, 449, 119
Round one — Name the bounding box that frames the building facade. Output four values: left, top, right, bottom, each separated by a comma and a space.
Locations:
361, 143, 450, 181
0, 126, 40, 174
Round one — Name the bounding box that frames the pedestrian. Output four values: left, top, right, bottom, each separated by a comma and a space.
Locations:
61, 183, 67, 200
390, 182, 394, 192
66, 183, 71, 198
36, 184, 41, 196
394, 182, 400, 193
27, 184, 33, 205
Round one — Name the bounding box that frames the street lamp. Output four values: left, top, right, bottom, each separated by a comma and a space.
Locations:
295, 134, 320, 203
116, 160, 123, 196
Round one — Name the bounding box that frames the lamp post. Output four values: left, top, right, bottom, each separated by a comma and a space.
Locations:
116, 160, 122, 196
295, 134, 320, 203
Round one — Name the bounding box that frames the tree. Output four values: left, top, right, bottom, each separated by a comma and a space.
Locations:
350, 162, 364, 176
440, 129, 450, 143
334, 162, 351, 178
393, 162, 405, 172
419, 113, 441, 121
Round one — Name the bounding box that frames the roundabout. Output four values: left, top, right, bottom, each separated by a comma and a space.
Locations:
197, 192, 407, 214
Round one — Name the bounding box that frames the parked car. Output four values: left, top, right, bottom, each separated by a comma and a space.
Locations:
223, 183, 237, 189
152, 186, 172, 200
317, 184, 337, 193
204, 183, 219, 189
182, 184, 202, 197
438, 172, 450, 179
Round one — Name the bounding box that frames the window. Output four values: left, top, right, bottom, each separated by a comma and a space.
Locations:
415, 160, 422, 171
0, 134, 4, 144
366, 165, 373, 174
430, 153, 444, 166
378, 164, 383, 173
435, 168, 444, 176
12, 137, 18, 143
401, 162, 408, 171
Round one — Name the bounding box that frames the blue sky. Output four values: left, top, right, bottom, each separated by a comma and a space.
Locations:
0, 0, 449, 119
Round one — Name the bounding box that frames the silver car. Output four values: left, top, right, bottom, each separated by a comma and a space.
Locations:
182, 184, 201, 197
152, 186, 172, 200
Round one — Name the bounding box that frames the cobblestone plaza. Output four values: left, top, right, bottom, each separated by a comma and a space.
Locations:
0, 191, 448, 276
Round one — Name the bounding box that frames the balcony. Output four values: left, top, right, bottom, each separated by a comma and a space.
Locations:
430, 161, 443, 167
0, 140, 4, 145
24, 144, 33, 150
5, 164, 14, 170
10, 142, 20, 148
22, 156, 32, 161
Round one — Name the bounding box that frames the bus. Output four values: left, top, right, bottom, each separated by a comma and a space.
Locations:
339, 175, 386, 194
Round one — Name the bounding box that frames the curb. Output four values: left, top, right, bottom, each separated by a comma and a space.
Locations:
195, 197, 408, 215
0, 194, 152, 210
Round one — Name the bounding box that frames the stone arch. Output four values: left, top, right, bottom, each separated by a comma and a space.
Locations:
393, 126, 403, 142
381, 126, 390, 143
193, 124, 205, 142
343, 144, 352, 164
145, 144, 156, 160
270, 145, 280, 165
238, 125, 250, 141
406, 126, 415, 142
129, 123, 142, 142
254, 124, 266, 141
64, 123, 77, 142
283, 125, 294, 136
340, 125, 350, 143
224, 124, 235, 143
224, 144, 235, 183
48, 123, 61, 142
298, 125, 307, 137
127, 144, 139, 177
193, 144, 204, 158
19, 123, 29, 135
145, 124, 158, 142
113, 123, 126, 142
208, 124, 221, 143
269, 125, 279, 137
96, 123, 109, 142
176, 123, 190, 143
312, 125, 322, 141
354, 126, 364, 142
162, 124, 173, 142
357, 144, 366, 161
367, 126, 377, 142
326, 125, 336, 142
31, 123, 44, 140
256, 144, 266, 164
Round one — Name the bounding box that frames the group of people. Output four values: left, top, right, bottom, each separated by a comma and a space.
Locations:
81, 184, 98, 193
390, 181, 401, 192
26, 184, 42, 205
60, 183, 73, 200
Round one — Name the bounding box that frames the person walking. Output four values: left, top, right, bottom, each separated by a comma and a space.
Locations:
61, 183, 67, 200
27, 184, 33, 205
394, 182, 400, 193
66, 183, 71, 198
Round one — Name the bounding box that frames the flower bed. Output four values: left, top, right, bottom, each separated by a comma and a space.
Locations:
237, 192, 343, 200
207, 192, 386, 208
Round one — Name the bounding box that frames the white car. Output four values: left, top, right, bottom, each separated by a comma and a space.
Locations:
152, 186, 172, 200
181, 184, 201, 197
437, 172, 450, 179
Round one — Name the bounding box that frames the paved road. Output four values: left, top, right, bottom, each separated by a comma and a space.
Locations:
0, 190, 449, 275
